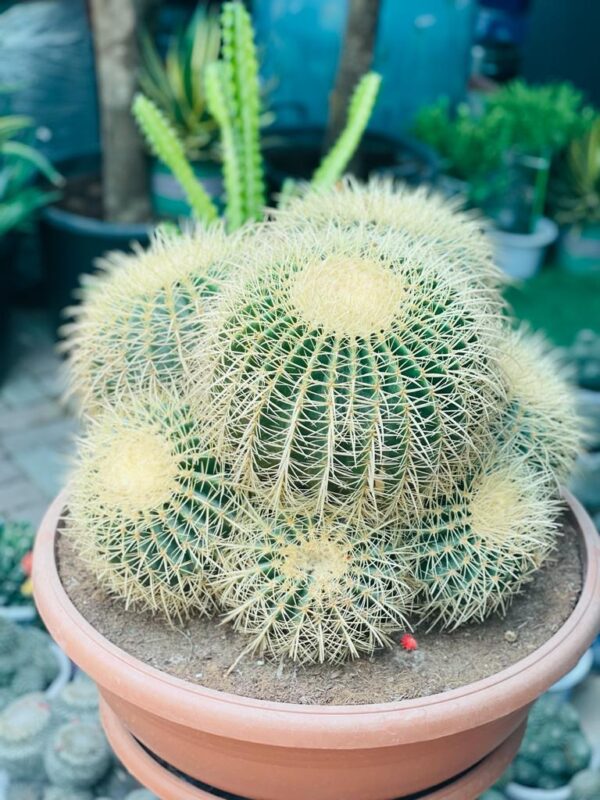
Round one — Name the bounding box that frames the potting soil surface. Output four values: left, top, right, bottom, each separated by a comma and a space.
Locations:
57, 509, 583, 705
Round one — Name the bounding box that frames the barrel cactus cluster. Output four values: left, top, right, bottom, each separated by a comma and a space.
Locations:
0, 619, 60, 711
0, 674, 156, 799
63, 177, 581, 664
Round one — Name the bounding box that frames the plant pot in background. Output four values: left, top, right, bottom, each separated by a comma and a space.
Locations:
39, 155, 151, 335
151, 158, 223, 219
489, 217, 559, 280
262, 128, 438, 197
33, 490, 600, 800
505, 781, 572, 800
547, 649, 594, 701
558, 224, 600, 274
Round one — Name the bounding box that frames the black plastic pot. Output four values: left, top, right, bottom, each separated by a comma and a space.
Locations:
39, 155, 151, 334
262, 128, 439, 196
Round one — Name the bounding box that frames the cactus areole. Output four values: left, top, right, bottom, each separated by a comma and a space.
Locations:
33, 179, 600, 800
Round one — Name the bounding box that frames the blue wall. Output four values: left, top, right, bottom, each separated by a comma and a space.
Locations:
253, 0, 476, 135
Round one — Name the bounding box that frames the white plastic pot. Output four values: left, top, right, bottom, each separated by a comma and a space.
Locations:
0, 604, 36, 624
46, 642, 72, 699
489, 217, 558, 279
548, 649, 594, 700
505, 781, 571, 800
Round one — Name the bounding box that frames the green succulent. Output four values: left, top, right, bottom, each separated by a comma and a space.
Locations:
0, 693, 53, 780
0, 520, 34, 607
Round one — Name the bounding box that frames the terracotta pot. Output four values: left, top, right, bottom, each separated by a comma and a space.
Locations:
33, 490, 600, 800
100, 699, 525, 800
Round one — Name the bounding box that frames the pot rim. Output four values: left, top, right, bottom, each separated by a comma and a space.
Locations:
33, 489, 600, 750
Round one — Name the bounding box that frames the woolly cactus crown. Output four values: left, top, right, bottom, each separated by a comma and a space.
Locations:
67, 181, 581, 665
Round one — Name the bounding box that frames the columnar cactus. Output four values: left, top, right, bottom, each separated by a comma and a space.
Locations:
68, 392, 235, 620
216, 505, 415, 663
44, 720, 112, 789
198, 223, 505, 520
61, 225, 236, 410
66, 179, 581, 664
0, 693, 53, 779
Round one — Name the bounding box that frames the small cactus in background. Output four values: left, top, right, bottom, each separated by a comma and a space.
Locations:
571, 768, 600, 799
125, 791, 160, 800
215, 506, 415, 663
0, 520, 35, 607
61, 226, 235, 410
0, 693, 53, 779
44, 719, 112, 789
199, 222, 505, 521
405, 448, 558, 628
0, 620, 58, 697
6, 783, 44, 800
52, 673, 98, 724
512, 695, 591, 790
42, 789, 94, 800
68, 393, 235, 620
498, 327, 581, 483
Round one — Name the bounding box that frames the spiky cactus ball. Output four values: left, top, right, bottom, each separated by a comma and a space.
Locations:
404, 447, 558, 629
199, 223, 505, 520
216, 506, 415, 663
44, 720, 112, 789
62, 225, 237, 410
276, 178, 503, 292
68, 392, 235, 620
498, 326, 581, 481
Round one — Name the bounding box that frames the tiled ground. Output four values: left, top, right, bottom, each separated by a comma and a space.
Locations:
0, 311, 78, 529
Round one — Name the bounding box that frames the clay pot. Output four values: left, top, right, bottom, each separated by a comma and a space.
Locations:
100, 699, 525, 800
33, 490, 600, 800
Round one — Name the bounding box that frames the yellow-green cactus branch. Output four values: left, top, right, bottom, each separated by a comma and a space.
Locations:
132, 93, 218, 224
311, 72, 382, 191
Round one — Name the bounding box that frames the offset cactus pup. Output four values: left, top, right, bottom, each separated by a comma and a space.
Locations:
34, 166, 600, 799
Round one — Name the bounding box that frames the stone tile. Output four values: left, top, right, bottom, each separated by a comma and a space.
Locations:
0, 372, 46, 407
0, 476, 48, 518
2, 416, 78, 458
10, 442, 73, 500
0, 400, 65, 434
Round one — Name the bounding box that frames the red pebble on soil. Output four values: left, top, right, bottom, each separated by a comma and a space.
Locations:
400, 633, 418, 652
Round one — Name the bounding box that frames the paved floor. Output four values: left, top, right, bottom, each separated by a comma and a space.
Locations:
0, 311, 77, 529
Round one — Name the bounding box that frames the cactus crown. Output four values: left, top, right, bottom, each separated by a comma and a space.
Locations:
67, 179, 581, 665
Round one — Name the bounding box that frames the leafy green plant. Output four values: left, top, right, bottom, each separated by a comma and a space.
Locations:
0, 113, 62, 238
550, 116, 600, 227
133, 1, 381, 230
0, 520, 34, 606
139, 6, 221, 163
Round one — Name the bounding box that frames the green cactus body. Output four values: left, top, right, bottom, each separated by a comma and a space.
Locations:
68, 394, 235, 620
275, 178, 503, 293
404, 449, 558, 629
125, 791, 160, 800
0, 687, 15, 712
215, 505, 415, 663
94, 763, 138, 798
44, 720, 112, 789
51, 674, 98, 724
61, 225, 236, 409
499, 327, 581, 483
201, 223, 504, 521
0, 620, 28, 688
0, 693, 53, 780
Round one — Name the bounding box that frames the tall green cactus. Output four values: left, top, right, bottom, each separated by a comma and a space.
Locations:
68, 392, 235, 620
198, 221, 505, 520
311, 73, 382, 191
132, 94, 218, 223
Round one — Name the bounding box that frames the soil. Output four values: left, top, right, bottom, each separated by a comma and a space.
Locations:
57, 509, 583, 706
55, 172, 105, 220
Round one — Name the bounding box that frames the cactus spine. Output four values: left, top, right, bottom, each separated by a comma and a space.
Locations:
199, 222, 505, 520
216, 505, 415, 663
68, 393, 235, 620
61, 226, 235, 409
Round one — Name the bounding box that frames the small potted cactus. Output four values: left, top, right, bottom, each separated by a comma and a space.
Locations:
0, 522, 35, 623
32, 76, 600, 800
